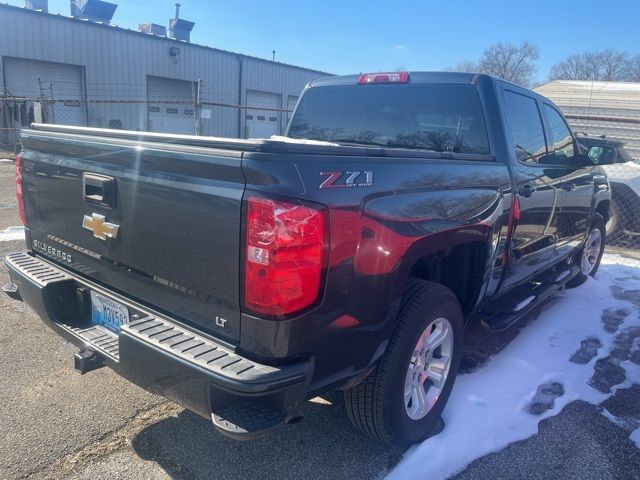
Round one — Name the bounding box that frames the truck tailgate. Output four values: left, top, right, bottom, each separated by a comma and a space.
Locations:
20, 128, 245, 342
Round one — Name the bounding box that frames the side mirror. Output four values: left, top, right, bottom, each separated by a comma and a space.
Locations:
587, 145, 616, 165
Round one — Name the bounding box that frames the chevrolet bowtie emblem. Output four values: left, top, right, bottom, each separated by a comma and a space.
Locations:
82, 213, 119, 241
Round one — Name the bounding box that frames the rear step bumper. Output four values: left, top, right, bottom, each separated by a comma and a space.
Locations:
5, 251, 312, 440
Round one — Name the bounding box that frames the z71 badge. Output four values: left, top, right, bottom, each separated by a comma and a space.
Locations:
319, 171, 374, 189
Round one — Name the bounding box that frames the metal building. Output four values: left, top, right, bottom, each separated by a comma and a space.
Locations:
534, 80, 640, 160
0, 1, 329, 149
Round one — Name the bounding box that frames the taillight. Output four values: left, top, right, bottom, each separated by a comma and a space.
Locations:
357, 72, 410, 84
244, 196, 327, 317
502, 195, 521, 265
15, 153, 26, 225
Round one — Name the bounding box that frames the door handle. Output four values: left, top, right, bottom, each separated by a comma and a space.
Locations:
592, 174, 608, 189
518, 184, 536, 198
562, 182, 576, 192
82, 173, 117, 207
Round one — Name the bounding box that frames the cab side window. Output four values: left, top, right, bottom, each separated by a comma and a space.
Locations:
543, 104, 576, 164
503, 91, 547, 165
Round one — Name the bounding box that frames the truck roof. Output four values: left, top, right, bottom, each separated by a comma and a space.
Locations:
307, 72, 552, 104
309, 71, 480, 88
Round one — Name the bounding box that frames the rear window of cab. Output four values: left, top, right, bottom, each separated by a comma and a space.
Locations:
288, 84, 490, 155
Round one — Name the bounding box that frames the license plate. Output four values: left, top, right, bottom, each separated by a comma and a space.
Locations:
90, 291, 129, 332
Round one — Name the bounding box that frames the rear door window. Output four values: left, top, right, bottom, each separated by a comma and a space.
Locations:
543, 104, 576, 164
288, 84, 490, 155
503, 90, 547, 164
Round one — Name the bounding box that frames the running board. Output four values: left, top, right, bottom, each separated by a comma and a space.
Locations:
481, 266, 580, 331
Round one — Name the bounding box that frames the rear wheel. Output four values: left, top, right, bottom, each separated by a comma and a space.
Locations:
605, 198, 624, 244
605, 199, 620, 238
343, 280, 463, 446
567, 215, 606, 288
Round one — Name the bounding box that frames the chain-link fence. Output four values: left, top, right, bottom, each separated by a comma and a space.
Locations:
1, 82, 295, 153
597, 161, 640, 249
537, 81, 640, 251
564, 106, 640, 161
559, 105, 640, 250
4, 81, 640, 253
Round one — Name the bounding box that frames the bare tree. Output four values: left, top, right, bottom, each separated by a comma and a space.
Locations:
478, 42, 539, 87
550, 50, 631, 81
445, 60, 480, 73
599, 50, 630, 80
629, 55, 640, 82
549, 54, 588, 80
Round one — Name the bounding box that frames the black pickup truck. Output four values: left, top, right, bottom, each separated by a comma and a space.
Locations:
6, 72, 610, 447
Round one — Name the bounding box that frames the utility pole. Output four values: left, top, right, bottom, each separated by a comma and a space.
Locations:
194, 78, 203, 135
36, 76, 46, 123
48, 82, 55, 124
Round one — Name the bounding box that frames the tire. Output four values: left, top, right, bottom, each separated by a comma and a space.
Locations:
566, 215, 606, 289
343, 279, 464, 446
604, 199, 619, 238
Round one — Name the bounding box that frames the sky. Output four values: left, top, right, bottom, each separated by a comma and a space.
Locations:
6, 0, 640, 81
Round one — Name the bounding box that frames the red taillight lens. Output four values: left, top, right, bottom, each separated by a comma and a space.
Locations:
244, 196, 326, 317
358, 72, 410, 84
15, 153, 26, 225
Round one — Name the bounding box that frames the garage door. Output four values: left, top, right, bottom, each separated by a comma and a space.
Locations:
286, 95, 299, 125
3, 57, 86, 126
147, 76, 195, 134
245, 90, 281, 138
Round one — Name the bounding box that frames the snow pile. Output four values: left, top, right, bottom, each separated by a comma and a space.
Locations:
0, 226, 25, 241
268, 135, 341, 146
387, 254, 640, 479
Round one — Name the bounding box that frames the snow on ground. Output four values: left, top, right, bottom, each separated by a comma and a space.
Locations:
387, 254, 640, 480
0, 226, 24, 241
268, 135, 341, 146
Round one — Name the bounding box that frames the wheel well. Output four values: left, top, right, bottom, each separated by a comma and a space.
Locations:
609, 182, 640, 222
408, 241, 487, 316
595, 199, 610, 224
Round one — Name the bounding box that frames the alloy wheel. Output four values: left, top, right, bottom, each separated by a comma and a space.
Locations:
580, 228, 603, 275
403, 317, 454, 420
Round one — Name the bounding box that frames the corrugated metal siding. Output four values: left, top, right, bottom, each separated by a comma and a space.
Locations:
241, 57, 322, 135
3, 57, 86, 126
534, 80, 640, 160
0, 4, 327, 137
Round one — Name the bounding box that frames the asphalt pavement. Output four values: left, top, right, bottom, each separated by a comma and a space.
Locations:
0, 159, 638, 480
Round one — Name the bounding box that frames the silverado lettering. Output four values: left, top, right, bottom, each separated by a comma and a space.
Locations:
32, 239, 73, 263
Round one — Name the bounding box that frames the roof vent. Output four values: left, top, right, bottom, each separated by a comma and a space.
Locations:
138, 23, 167, 36
168, 3, 194, 42
25, 0, 48, 12
70, 0, 117, 24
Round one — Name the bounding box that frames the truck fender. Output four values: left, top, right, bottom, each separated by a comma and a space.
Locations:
355, 188, 504, 278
